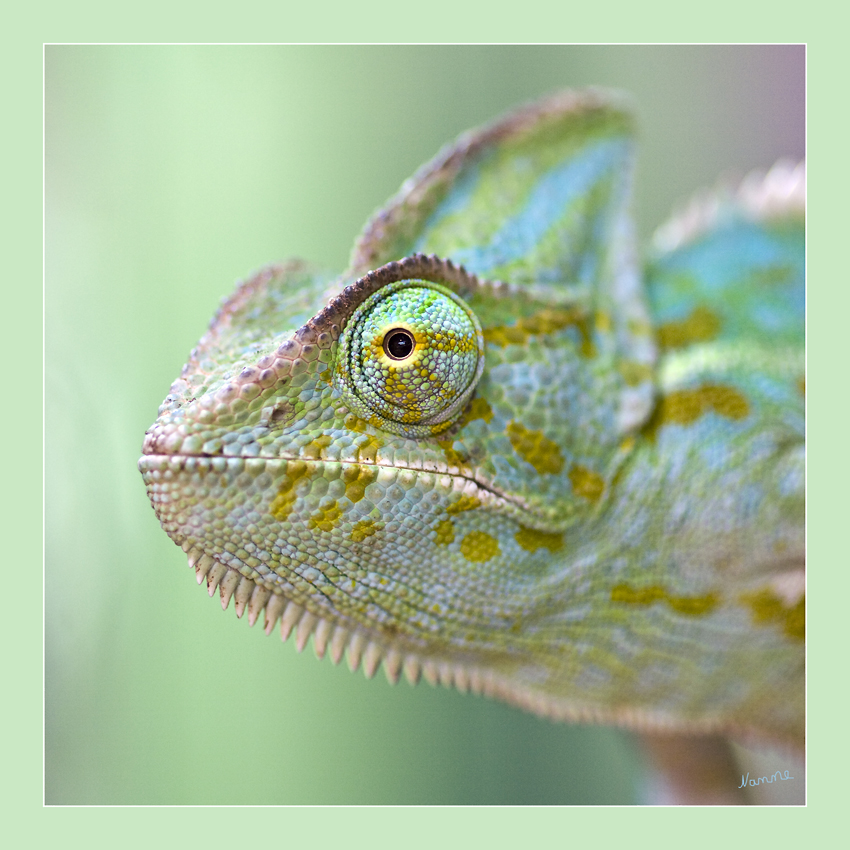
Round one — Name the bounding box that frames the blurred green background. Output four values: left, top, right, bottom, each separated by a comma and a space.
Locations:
45, 45, 804, 805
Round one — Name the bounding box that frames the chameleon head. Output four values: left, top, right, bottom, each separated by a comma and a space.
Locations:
140, 249, 633, 685
139, 90, 804, 745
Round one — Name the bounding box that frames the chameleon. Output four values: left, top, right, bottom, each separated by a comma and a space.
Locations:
140, 90, 804, 775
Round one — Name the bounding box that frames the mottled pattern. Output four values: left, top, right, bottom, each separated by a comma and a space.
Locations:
140, 91, 804, 747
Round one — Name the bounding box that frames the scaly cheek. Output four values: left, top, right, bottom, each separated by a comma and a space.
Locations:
140, 454, 552, 639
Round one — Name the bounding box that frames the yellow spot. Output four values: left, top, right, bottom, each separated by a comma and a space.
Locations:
575, 317, 597, 358
434, 519, 455, 545
568, 465, 605, 502
708, 386, 749, 419
460, 530, 501, 563
353, 433, 383, 463
351, 519, 380, 543
797, 376, 805, 397
514, 525, 563, 553
437, 439, 469, 468
740, 589, 805, 641
667, 594, 718, 616
611, 583, 718, 617
507, 421, 564, 475
628, 317, 654, 338
343, 464, 379, 503
308, 501, 342, 533
484, 307, 596, 355
751, 265, 794, 287
302, 434, 333, 459
446, 494, 481, 515
657, 305, 721, 350
270, 461, 310, 520
595, 310, 612, 333
457, 396, 493, 427
649, 384, 750, 437
346, 415, 371, 433
619, 360, 653, 387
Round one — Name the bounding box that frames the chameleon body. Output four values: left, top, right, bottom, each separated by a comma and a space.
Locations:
140, 90, 804, 748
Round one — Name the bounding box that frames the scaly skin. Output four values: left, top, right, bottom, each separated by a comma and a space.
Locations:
140, 90, 804, 750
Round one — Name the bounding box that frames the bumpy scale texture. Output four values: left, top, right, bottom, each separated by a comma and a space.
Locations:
140, 90, 804, 748
336, 280, 484, 435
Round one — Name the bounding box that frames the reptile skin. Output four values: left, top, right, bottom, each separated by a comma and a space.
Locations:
140, 90, 804, 748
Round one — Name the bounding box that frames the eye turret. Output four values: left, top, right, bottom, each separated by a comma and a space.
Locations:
334, 279, 485, 437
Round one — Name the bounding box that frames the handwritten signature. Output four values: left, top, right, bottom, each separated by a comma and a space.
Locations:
738, 770, 794, 789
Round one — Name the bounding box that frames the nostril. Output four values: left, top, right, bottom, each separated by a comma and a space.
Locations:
270, 402, 295, 423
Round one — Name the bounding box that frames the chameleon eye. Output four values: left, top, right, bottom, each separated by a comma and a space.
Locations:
383, 328, 415, 361
335, 279, 484, 437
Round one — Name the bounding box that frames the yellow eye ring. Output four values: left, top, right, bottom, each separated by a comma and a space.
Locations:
382, 328, 416, 361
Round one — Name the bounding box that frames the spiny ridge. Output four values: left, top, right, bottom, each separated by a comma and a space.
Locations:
233, 575, 255, 617
313, 618, 333, 659
295, 612, 318, 652
181, 554, 753, 742
218, 569, 241, 609
362, 642, 383, 679
206, 561, 228, 595
422, 660, 439, 687
264, 594, 287, 634
247, 585, 272, 626
183, 554, 501, 719
383, 649, 402, 684
652, 159, 805, 254
329, 626, 349, 665
280, 601, 304, 641
347, 632, 367, 672
454, 666, 470, 693
195, 554, 215, 583
403, 655, 422, 685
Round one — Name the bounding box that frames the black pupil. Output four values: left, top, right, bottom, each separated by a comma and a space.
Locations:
385, 329, 414, 360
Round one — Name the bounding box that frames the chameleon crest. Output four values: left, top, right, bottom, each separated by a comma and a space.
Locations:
140, 90, 804, 749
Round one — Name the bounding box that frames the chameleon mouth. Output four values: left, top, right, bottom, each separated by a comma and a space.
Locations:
138, 448, 568, 695
139, 447, 544, 524
138, 448, 547, 712
138, 448, 547, 631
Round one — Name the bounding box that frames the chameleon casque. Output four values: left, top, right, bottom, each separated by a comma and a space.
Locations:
140, 90, 805, 782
